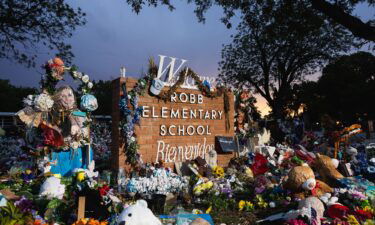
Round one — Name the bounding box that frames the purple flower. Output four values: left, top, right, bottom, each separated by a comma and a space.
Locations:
15, 196, 33, 213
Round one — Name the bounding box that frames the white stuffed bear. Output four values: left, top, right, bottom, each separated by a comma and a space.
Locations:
39, 177, 66, 200
117, 200, 162, 225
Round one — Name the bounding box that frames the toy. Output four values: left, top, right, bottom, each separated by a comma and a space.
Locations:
117, 200, 162, 225
283, 165, 332, 198
314, 154, 344, 185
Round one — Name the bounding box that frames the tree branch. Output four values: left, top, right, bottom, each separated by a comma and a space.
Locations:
311, 0, 375, 41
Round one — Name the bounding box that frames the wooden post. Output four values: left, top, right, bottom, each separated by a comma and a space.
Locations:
77, 196, 86, 220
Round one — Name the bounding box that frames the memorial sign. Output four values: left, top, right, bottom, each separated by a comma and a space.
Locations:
111, 56, 235, 169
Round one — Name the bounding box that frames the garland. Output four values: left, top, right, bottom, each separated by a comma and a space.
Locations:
119, 60, 152, 164
41, 57, 94, 95
119, 58, 231, 165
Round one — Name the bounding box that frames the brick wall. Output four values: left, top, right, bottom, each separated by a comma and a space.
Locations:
111, 77, 235, 170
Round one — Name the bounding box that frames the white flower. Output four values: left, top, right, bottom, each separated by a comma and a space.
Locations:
77, 72, 83, 79
72, 71, 78, 78
23, 95, 34, 106
34, 93, 54, 111
87, 82, 93, 89
130, 136, 136, 142
82, 74, 89, 83
39, 177, 66, 200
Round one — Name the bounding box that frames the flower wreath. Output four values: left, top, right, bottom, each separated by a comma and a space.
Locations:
119, 58, 231, 165
18, 57, 98, 151
41, 57, 94, 96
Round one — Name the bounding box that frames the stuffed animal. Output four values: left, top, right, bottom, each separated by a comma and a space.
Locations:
117, 200, 162, 225
283, 165, 332, 199
39, 176, 66, 200
314, 154, 344, 185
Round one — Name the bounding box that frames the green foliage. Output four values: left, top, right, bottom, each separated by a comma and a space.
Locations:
204, 193, 236, 211
218, 0, 356, 118
47, 198, 62, 209
294, 51, 375, 124
0, 79, 37, 112
0, 0, 86, 67
125, 0, 374, 41
0, 202, 32, 225
90, 80, 113, 115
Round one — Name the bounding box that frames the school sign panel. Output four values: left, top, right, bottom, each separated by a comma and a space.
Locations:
111, 77, 234, 169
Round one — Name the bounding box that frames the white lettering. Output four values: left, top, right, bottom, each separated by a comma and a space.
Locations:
198, 94, 203, 104
204, 111, 210, 119
156, 141, 165, 162
218, 110, 223, 119
161, 107, 168, 118
157, 55, 187, 82
180, 93, 188, 103
169, 125, 176, 136
152, 106, 159, 118
182, 108, 188, 119
171, 92, 177, 102
211, 110, 217, 119
171, 109, 180, 118
142, 106, 150, 117
197, 126, 205, 135
187, 125, 195, 135
190, 94, 196, 103
160, 125, 167, 136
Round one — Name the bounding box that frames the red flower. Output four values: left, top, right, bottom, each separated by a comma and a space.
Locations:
327, 204, 349, 219
99, 185, 110, 196
251, 153, 269, 176
355, 209, 373, 220
41, 123, 64, 147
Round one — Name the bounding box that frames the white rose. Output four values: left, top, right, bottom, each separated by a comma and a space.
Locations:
72, 71, 78, 78
87, 82, 93, 89
82, 75, 89, 83
130, 136, 136, 142
34, 93, 54, 111
77, 72, 83, 79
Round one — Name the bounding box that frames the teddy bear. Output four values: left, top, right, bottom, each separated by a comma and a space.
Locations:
283, 165, 333, 199
313, 154, 344, 186
117, 200, 162, 225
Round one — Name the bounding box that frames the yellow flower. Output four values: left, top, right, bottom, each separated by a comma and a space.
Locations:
206, 206, 212, 214
213, 166, 225, 178
364, 219, 375, 225
347, 215, 360, 225
53, 173, 61, 179
238, 200, 246, 211
77, 171, 85, 182
246, 201, 254, 208
364, 206, 375, 214
26, 169, 32, 175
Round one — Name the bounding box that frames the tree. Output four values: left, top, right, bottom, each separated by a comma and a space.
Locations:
0, 79, 37, 112
125, 0, 375, 41
289, 52, 375, 125
316, 51, 375, 123
90, 80, 112, 115
218, 1, 355, 119
0, 0, 86, 67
